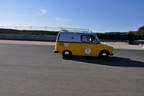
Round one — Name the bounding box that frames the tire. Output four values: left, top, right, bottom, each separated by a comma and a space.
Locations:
99, 50, 109, 58
62, 50, 72, 58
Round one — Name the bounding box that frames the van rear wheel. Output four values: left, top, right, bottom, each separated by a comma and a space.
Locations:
62, 50, 72, 58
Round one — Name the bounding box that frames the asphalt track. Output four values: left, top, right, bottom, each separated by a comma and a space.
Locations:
0, 44, 144, 96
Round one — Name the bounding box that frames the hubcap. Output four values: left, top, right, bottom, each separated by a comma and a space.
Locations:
102, 53, 107, 56
65, 51, 69, 55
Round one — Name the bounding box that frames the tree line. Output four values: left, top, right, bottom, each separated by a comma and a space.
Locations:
0, 26, 144, 40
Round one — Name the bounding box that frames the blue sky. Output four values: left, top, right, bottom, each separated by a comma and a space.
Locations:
0, 0, 144, 32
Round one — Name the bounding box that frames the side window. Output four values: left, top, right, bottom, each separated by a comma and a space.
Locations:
81, 35, 89, 43
81, 35, 96, 43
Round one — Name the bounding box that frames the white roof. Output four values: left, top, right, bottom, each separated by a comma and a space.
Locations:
60, 28, 90, 33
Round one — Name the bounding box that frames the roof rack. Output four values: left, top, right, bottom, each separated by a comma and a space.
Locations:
60, 28, 90, 33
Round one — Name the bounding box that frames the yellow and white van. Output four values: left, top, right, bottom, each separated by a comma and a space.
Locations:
54, 31, 113, 58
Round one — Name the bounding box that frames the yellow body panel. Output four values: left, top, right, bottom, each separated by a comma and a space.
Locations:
55, 42, 113, 57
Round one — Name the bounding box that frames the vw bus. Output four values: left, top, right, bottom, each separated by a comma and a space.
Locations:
54, 31, 113, 58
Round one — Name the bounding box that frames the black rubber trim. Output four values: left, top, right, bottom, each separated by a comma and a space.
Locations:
54, 51, 59, 53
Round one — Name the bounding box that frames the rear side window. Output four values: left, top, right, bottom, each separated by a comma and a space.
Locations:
81, 35, 90, 42
81, 35, 96, 43
58, 32, 81, 42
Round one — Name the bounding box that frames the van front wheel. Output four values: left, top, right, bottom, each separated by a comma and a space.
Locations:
62, 50, 72, 58
99, 50, 109, 58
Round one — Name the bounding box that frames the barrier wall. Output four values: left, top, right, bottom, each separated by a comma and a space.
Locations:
0, 34, 57, 41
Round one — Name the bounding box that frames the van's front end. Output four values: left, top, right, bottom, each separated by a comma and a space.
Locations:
97, 43, 114, 57
101, 44, 114, 55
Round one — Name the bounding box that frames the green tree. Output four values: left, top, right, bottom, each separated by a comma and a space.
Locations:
137, 26, 144, 35
138, 26, 144, 32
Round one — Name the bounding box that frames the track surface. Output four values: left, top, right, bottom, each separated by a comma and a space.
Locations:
0, 44, 144, 96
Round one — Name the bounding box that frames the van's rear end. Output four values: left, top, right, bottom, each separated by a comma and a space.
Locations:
54, 32, 60, 53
